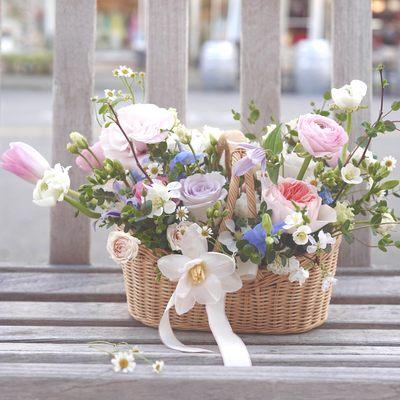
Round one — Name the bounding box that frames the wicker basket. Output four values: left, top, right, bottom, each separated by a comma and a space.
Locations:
120, 131, 341, 334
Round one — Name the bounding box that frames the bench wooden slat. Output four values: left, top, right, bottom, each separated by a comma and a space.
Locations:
0, 302, 399, 328
1, 272, 399, 304
1, 363, 399, 400
2, 343, 400, 367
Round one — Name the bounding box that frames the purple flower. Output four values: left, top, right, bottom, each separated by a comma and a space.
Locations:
232, 143, 266, 176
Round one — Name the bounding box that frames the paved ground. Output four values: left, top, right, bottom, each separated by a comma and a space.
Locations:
1, 89, 399, 265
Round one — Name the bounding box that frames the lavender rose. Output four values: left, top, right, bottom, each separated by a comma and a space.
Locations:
180, 172, 227, 222
297, 114, 348, 167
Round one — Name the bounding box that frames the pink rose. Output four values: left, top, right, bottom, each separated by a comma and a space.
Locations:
75, 141, 105, 172
262, 177, 336, 232
1, 142, 50, 184
297, 114, 348, 167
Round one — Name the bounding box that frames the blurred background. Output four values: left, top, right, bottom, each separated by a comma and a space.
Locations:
1, 0, 400, 265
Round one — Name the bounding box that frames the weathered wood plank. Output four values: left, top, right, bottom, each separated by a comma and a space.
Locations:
241, 0, 280, 134
51, 0, 96, 264
332, 0, 372, 267
1, 364, 399, 400
1, 272, 399, 303
2, 343, 400, 367
146, 0, 188, 122
1, 327, 400, 346
0, 302, 399, 328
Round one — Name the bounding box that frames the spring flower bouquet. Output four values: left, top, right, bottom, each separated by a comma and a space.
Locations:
2, 65, 400, 367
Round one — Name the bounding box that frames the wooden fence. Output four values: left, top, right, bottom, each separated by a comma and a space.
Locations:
50, 0, 372, 266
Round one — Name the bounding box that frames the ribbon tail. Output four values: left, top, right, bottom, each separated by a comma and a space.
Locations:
206, 296, 252, 367
159, 291, 212, 353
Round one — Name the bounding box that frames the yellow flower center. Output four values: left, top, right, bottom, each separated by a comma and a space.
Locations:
386, 160, 393, 167
189, 262, 206, 284
152, 196, 164, 209
119, 358, 129, 369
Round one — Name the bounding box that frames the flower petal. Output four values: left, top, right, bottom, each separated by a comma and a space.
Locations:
175, 293, 196, 315
221, 272, 243, 292
180, 224, 208, 258
308, 204, 337, 232
175, 275, 192, 298
192, 274, 222, 304
163, 200, 176, 214
157, 254, 191, 281
201, 252, 235, 277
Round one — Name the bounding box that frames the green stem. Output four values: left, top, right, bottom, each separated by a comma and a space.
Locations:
68, 189, 81, 198
122, 77, 136, 104
296, 156, 312, 180
341, 111, 352, 162
64, 196, 101, 219
77, 151, 93, 170
87, 147, 102, 167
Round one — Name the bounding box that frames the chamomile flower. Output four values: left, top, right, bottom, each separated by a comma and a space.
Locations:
152, 360, 165, 374
176, 206, 189, 222
117, 65, 133, 77
198, 225, 213, 238
104, 89, 117, 101
305, 176, 322, 191
381, 156, 397, 171
111, 351, 136, 373
147, 162, 163, 178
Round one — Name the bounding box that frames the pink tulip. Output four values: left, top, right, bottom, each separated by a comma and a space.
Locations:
75, 141, 105, 172
0, 142, 50, 184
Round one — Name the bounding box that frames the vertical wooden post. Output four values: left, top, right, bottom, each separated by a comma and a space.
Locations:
332, 0, 372, 266
50, 0, 96, 264
146, 0, 188, 123
241, 0, 281, 134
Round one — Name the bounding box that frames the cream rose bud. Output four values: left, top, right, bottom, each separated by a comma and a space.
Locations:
33, 163, 71, 207
107, 231, 141, 263
180, 172, 227, 222
376, 213, 397, 235
331, 80, 367, 111
166, 221, 192, 251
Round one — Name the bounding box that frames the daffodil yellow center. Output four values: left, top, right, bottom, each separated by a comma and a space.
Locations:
119, 358, 129, 369
189, 262, 206, 284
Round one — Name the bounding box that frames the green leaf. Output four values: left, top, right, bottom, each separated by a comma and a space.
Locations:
245, 133, 257, 141
248, 108, 260, 125
384, 120, 396, 132
391, 101, 400, 111
323, 91, 332, 101
263, 124, 283, 155
380, 180, 399, 191
266, 165, 280, 184
231, 109, 241, 121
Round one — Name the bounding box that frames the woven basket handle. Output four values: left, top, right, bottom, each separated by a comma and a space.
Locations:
216, 131, 258, 234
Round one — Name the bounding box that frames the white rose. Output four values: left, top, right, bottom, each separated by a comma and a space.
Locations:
33, 163, 71, 207
282, 151, 316, 179
106, 231, 141, 263
166, 221, 192, 251
376, 213, 397, 235
331, 80, 367, 111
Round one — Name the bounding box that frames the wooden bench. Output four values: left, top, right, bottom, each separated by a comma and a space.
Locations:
1, 263, 400, 399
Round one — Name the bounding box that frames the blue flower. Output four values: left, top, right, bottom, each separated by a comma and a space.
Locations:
319, 187, 333, 205
170, 151, 203, 171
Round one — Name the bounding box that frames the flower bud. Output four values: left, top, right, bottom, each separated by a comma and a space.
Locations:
69, 131, 88, 149
66, 142, 79, 154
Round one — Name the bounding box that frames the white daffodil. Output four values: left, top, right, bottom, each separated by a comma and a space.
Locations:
321, 273, 337, 293
381, 156, 397, 172
341, 164, 363, 184
331, 80, 367, 111
283, 211, 304, 230
33, 163, 71, 207
288, 263, 309, 286
217, 219, 238, 253
293, 225, 311, 245
146, 180, 181, 217
152, 360, 165, 374
376, 213, 397, 235
176, 206, 189, 222
157, 224, 242, 315
111, 351, 136, 373
146, 162, 163, 178
307, 230, 336, 254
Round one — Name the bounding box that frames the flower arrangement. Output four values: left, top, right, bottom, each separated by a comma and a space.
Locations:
2, 64, 400, 367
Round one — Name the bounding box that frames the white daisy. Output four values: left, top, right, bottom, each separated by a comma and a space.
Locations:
197, 225, 213, 238
117, 65, 133, 77
292, 225, 311, 246
104, 89, 117, 101
147, 162, 163, 178
111, 351, 136, 373
381, 156, 397, 171
305, 176, 322, 191
176, 206, 189, 222
152, 360, 165, 374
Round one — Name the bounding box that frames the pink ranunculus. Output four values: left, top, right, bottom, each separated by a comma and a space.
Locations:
0, 142, 50, 184
262, 177, 336, 233
75, 141, 105, 172
297, 114, 348, 167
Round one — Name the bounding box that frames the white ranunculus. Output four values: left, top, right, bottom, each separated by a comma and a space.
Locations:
331, 80, 367, 111
376, 213, 397, 235
341, 164, 363, 185
157, 224, 242, 315
32, 163, 71, 207
166, 221, 192, 251
282, 151, 316, 179
106, 231, 141, 263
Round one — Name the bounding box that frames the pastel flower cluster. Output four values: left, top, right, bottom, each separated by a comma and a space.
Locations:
2, 65, 400, 295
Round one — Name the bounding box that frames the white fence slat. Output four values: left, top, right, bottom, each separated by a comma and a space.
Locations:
332, 0, 372, 267
146, 0, 188, 123
50, 0, 96, 264
241, 0, 281, 134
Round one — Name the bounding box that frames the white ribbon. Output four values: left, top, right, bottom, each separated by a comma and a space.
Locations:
159, 292, 252, 367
